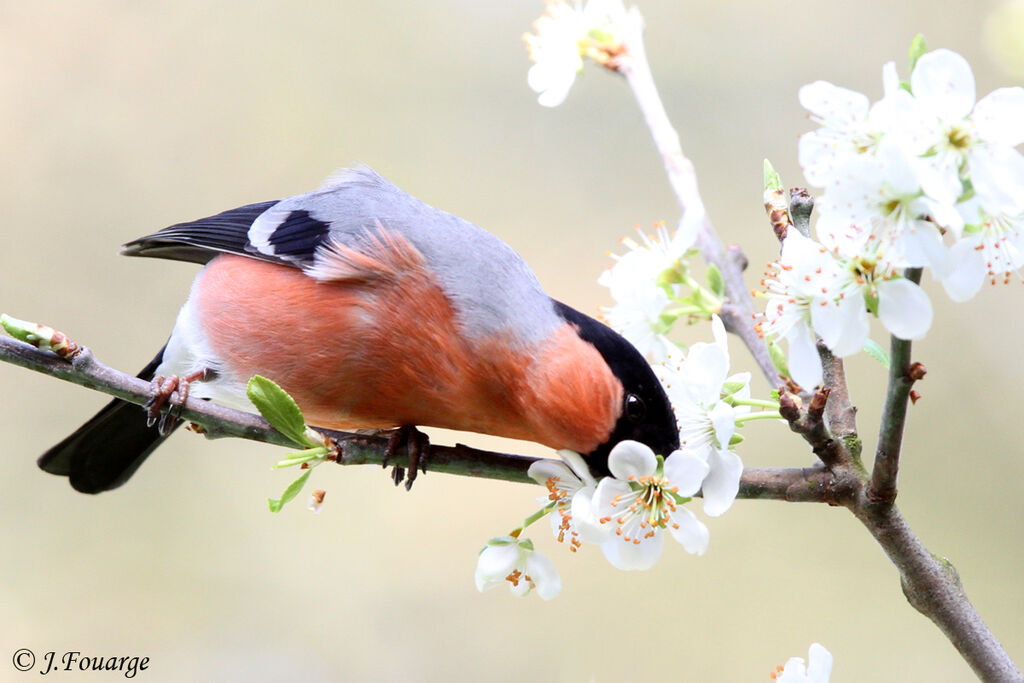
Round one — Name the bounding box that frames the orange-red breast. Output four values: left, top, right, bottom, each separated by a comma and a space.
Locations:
40, 168, 679, 492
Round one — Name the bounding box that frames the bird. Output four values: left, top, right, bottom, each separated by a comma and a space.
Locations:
38, 167, 680, 493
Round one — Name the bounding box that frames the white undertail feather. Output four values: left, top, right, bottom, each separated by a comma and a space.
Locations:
155, 264, 253, 412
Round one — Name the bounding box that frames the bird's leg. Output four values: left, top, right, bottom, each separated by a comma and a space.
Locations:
382, 425, 430, 491
144, 368, 210, 435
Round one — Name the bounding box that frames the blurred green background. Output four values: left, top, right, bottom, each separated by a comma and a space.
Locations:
2, 1, 1023, 680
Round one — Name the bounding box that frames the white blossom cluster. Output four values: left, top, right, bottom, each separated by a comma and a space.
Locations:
762, 46, 1024, 388
524, 0, 627, 106
475, 318, 759, 599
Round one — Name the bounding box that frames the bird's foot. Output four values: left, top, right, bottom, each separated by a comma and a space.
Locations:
144, 368, 209, 435
382, 425, 430, 491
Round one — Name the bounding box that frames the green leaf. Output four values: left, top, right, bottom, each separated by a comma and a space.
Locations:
863, 338, 891, 369
706, 263, 725, 298
769, 388, 781, 401
908, 33, 927, 73
271, 446, 330, 469
728, 432, 745, 446
763, 159, 783, 192
267, 469, 312, 513
247, 375, 314, 447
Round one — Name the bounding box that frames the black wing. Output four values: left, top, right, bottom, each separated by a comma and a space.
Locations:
120, 168, 412, 269
122, 201, 366, 268
121, 200, 280, 265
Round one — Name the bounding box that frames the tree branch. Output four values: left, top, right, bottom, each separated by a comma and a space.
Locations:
852, 498, 1023, 682
614, 8, 781, 389
774, 292, 1021, 681
819, 345, 858, 439
868, 267, 925, 505
1, 328, 828, 501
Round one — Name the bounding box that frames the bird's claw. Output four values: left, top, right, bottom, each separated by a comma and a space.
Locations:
144, 369, 205, 435
382, 426, 430, 491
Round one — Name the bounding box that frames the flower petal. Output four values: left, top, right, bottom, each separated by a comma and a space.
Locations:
592, 477, 635, 517
667, 506, 709, 556
600, 530, 666, 570
709, 401, 737, 451
570, 486, 611, 543
474, 542, 520, 591
877, 278, 933, 340
811, 291, 868, 357
776, 657, 808, 682
807, 643, 834, 682
701, 449, 743, 517
527, 459, 577, 488
709, 314, 728, 351
663, 451, 710, 497
787, 322, 823, 389
798, 80, 869, 124
911, 49, 976, 121
524, 549, 562, 600
607, 440, 657, 480
973, 87, 1024, 147
882, 61, 900, 97
941, 239, 986, 302
970, 145, 1024, 215
557, 449, 597, 487
894, 220, 951, 272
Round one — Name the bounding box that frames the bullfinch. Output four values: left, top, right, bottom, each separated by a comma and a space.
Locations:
39, 167, 680, 493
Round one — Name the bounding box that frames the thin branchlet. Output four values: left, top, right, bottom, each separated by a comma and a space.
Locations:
1, 332, 830, 501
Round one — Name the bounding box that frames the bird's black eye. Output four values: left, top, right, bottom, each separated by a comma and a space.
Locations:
625, 393, 646, 422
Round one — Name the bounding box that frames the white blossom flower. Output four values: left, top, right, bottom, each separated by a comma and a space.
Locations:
599, 287, 676, 364
592, 440, 709, 570
759, 231, 864, 389
798, 44, 1024, 307
760, 231, 932, 387
815, 139, 961, 267
943, 196, 1024, 301
659, 316, 747, 516
908, 49, 1024, 213
599, 223, 694, 301
475, 536, 562, 600
773, 643, 833, 683
527, 450, 608, 549
798, 63, 927, 187
524, 0, 626, 107
598, 223, 694, 363
829, 237, 934, 342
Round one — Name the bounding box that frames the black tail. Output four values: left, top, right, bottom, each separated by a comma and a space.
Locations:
38, 347, 179, 493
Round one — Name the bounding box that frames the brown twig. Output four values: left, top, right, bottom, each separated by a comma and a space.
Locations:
868, 267, 925, 505
852, 496, 1023, 682
819, 344, 858, 438
771, 273, 1018, 680
1, 330, 830, 501
614, 8, 781, 389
